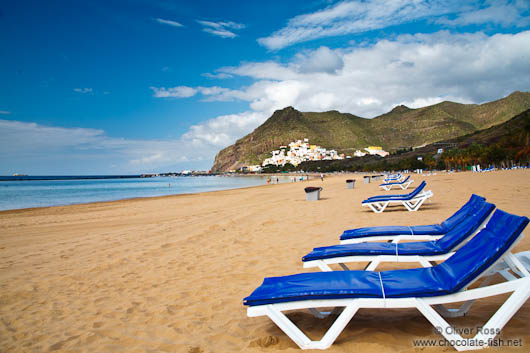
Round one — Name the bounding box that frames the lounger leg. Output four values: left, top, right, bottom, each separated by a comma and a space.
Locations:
315, 261, 333, 272
417, 282, 530, 351
505, 253, 530, 277
338, 263, 350, 271
494, 252, 530, 280
416, 299, 471, 351
368, 202, 388, 213
403, 201, 414, 211
367, 203, 379, 213
364, 259, 382, 271
515, 251, 530, 272
404, 197, 426, 212
266, 303, 360, 350
474, 283, 530, 346
433, 277, 494, 318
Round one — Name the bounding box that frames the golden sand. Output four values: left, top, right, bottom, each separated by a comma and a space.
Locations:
1, 170, 529, 352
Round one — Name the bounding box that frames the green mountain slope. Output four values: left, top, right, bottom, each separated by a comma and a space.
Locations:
211, 91, 530, 171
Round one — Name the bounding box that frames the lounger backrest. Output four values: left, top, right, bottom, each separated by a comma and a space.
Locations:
408, 181, 426, 197
400, 176, 410, 183
440, 194, 486, 231
434, 209, 529, 292
434, 201, 495, 251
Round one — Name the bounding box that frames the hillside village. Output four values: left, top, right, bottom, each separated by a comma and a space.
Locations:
240, 138, 389, 172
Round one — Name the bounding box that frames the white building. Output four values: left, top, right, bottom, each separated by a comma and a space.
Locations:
364, 146, 389, 157
262, 139, 344, 167
354, 150, 366, 157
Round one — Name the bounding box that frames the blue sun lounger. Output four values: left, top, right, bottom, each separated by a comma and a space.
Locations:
362, 181, 432, 212
341, 194, 486, 244
244, 209, 530, 351
303, 200, 495, 271
379, 175, 413, 190
383, 173, 403, 182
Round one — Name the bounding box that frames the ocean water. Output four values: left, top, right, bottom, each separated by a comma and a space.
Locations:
0, 176, 289, 211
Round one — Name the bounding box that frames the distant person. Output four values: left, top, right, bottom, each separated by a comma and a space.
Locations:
320, 173, 324, 181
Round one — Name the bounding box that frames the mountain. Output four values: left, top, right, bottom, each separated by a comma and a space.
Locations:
294, 108, 530, 172
211, 91, 530, 171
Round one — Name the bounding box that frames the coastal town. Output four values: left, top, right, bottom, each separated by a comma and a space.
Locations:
241, 138, 389, 172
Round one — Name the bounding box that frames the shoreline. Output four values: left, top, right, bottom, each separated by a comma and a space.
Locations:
0, 174, 290, 213
0, 169, 515, 214
0, 178, 281, 215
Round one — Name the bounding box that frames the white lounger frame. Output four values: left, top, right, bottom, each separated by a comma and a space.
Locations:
363, 190, 433, 213
247, 242, 530, 351
306, 212, 494, 271
379, 178, 414, 191
341, 233, 443, 245
383, 174, 403, 182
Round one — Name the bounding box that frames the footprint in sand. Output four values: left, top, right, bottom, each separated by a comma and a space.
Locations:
252, 335, 279, 348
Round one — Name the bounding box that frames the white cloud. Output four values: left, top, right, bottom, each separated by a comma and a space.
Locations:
0, 111, 11, 115
295, 46, 344, 73
258, 0, 455, 50
202, 72, 233, 79
150, 85, 245, 101
73, 88, 93, 94
0, 119, 213, 174
150, 86, 198, 98
257, 0, 530, 50
156, 31, 530, 120
155, 18, 183, 27
181, 111, 267, 148
436, 0, 530, 27
197, 20, 245, 38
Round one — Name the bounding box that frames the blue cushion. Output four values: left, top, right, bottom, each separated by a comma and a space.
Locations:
435, 201, 494, 250
341, 194, 485, 241
304, 202, 494, 261
433, 209, 528, 293
362, 181, 426, 203
440, 194, 486, 231
244, 210, 528, 306
302, 241, 440, 261
341, 225, 445, 240
243, 271, 383, 306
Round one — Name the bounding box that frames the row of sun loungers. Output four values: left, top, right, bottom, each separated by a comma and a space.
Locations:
244, 194, 530, 351
363, 180, 432, 212
383, 173, 403, 182
379, 175, 414, 190
303, 195, 494, 271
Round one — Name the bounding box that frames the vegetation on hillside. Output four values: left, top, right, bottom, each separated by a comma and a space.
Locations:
212, 91, 530, 172
262, 109, 530, 173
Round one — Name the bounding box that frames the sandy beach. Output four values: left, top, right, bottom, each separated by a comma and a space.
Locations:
1, 170, 529, 353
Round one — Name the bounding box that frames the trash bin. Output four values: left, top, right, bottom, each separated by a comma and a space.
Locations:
304, 187, 322, 201
346, 179, 355, 189
363, 176, 370, 184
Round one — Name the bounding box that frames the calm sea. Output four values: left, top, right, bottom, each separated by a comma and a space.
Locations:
0, 175, 288, 211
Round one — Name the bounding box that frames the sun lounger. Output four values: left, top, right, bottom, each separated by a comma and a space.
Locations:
379, 175, 413, 190
341, 194, 486, 244
303, 201, 495, 271
383, 173, 403, 182
362, 181, 432, 213
244, 209, 530, 351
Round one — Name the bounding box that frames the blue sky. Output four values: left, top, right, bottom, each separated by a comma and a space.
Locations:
1, 0, 530, 174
